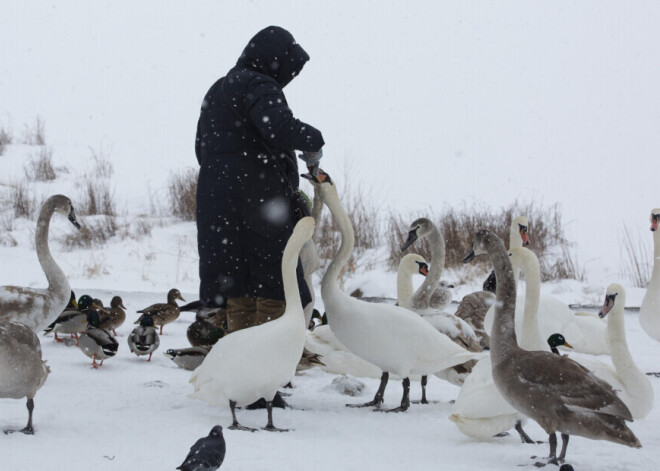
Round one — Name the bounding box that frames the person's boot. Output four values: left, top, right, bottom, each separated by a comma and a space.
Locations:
225, 297, 257, 333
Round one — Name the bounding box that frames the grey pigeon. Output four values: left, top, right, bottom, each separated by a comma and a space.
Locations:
177, 425, 226, 471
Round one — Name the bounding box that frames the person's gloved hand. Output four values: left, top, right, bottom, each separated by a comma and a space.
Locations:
299, 149, 323, 176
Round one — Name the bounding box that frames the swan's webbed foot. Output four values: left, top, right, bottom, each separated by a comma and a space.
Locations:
228, 423, 258, 432
376, 377, 410, 412
346, 398, 383, 409
262, 424, 290, 432
228, 400, 257, 432
3, 426, 34, 435
375, 404, 409, 413
347, 371, 388, 409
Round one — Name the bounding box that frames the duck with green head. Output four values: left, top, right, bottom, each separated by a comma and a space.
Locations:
78, 305, 119, 368
128, 315, 160, 362
43, 293, 93, 345
547, 333, 573, 355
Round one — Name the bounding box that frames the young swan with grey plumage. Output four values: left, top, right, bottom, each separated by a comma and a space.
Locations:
465, 229, 640, 466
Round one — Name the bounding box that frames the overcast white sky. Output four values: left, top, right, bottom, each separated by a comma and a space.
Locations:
2, 0, 659, 281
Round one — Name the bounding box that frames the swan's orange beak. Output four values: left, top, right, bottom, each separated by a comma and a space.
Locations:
419, 263, 429, 276
301, 169, 331, 184
520, 226, 530, 246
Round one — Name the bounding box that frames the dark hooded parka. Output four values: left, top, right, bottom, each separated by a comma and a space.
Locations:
195, 26, 324, 309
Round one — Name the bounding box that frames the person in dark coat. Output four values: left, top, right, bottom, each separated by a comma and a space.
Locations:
195, 26, 324, 334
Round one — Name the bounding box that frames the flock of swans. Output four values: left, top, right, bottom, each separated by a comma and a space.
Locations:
1, 180, 660, 468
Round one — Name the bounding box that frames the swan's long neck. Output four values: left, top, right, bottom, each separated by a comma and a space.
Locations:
509, 224, 522, 249
608, 299, 644, 383
515, 249, 544, 351
311, 186, 323, 240
282, 228, 308, 315
410, 227, 444, 309
650, 230, 660, 284
319, 186, 354, 302
397, 268, 415, 307
489, 239, 520, 364
36, 200, 68, 295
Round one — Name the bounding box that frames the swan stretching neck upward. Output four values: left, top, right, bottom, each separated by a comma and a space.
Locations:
308, 170, 480, 412
467, 230, 640, 466
190, 217, 315, 432
0, 195, 80, 332
639, 209, 660, 343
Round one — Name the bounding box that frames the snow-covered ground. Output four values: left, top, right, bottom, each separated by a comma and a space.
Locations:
2, 1, 660, 469
2, 289, 659, 471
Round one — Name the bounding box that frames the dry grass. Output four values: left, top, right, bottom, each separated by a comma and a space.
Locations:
315, 183, 381, 274
9, 182, 37, 219
61, 216, 118, 250
25, 146, 57, 181
385, 201, 580, 281
22, 117, 46, 145
89, 146, 114, 179
79, 180, 116, 216
0, 125, 12, 156
619, 226, 651, 288
168, 169, 198, 221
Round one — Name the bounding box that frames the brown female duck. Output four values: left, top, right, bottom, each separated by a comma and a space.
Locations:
135, 288, 185, 334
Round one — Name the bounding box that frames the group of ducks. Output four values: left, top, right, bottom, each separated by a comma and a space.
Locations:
0, 194, 224, 435
2, 185, 659, 469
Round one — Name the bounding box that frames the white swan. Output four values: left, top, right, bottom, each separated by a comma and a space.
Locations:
572, 284, 654, 419
308, 171, 480, 411
190, 217, 314, 431
483, 259, 608, 355
303, 254, 429, 380
450, 247, 547, 441
0, 195, 80, 332
454, 216, 528, 348
468, 230, 639, 466
639, 208, 660, 342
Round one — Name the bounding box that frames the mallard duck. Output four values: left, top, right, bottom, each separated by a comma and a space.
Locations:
547, 333, 573, 354
187, 309, 225, 348
43, 292, 90, 344
99, 296, 127, 335
128, 315, 160, 361
79, 308, 119, 368
0, 195, 80, 332
164, 347, 210, 371
135, 288, 185, 334
0, 320, 50, 434
466, 230, 640, 466
296, 348, 324, 372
